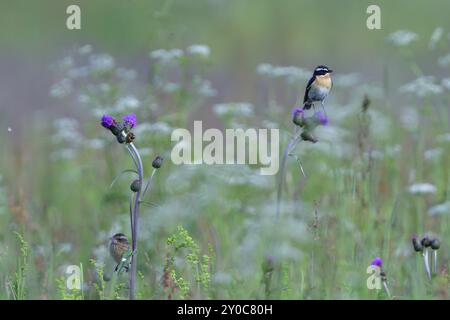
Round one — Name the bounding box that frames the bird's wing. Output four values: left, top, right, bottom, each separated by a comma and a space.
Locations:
303, 76, 315, 103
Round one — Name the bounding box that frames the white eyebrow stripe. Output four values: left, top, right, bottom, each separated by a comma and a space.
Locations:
315, 68, 327, 72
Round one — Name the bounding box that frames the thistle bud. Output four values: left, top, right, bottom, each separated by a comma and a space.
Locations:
116, 133, 127, 144
301, 131, 318, 143
262, 255, 274, 274
130, 179, 141, 192
430, 238, 440, 250
421, 236, 431, 248
292, 108, 304, 127
152, 156, 164, 169
412, 236, 423, 252
362, 95, 370, 112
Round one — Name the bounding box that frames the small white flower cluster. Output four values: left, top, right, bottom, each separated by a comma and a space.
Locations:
332, 73, 360, 87
213, 102, 254, 117
134, 122, 173, 136
424, 148, 443, 160
399, 76, 442, 97
256, 63, 310, 83
150, 44, 211, 64
89, 53, 115, 73
50, 78, 73, 98
441, 78, 450, 90
196, 79, 217, 97
186, 44, 211, 58
150, 48, 184, 64
408, 183, 437, 195
429, 27, 444, 49
438, 53, 450, 67
400, 107, 419, 131
428, 202, 450, 216
114, 95, 140, 112
387, 30, 419, 46
436, 133, 450, 143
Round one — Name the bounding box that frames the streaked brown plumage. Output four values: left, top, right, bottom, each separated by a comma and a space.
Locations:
110, 233, 130, 269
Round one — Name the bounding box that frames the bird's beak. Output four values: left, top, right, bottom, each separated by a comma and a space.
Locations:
328, 69, 333, 73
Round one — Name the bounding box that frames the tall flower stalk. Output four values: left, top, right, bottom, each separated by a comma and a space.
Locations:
276, 108, 328, 218
101, 113, 163, 299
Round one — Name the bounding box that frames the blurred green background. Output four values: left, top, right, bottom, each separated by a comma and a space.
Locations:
0, 0, 449, 300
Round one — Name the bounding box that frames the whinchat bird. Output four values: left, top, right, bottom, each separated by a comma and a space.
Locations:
303, 65, 333, 112
103, 233, 130, 282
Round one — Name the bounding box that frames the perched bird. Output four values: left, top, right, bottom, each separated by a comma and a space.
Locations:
103, 233, 130, 282
303, 65, 333, 111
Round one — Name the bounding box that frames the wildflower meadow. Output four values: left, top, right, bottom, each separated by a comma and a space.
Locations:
0, 0, 449, 301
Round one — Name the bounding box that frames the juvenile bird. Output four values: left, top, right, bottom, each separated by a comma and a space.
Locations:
103, 233, 130, 282
303, 65, 333, 111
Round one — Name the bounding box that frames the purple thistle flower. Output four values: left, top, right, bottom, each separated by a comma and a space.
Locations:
371, 257, 383, 268
292, 107, 304, 126
101, 114, 115, 129
314, 111, 329, 126
292, 107, 303, 119
123, 113, 137, 129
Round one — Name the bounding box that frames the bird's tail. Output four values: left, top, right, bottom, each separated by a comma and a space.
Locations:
303, 101, 312, 110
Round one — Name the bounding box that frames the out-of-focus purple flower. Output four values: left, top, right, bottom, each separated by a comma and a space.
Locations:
123, 113, 137, 129
101, 114, 115, 129
314, 111, 329, 126
371, 257, 383, 268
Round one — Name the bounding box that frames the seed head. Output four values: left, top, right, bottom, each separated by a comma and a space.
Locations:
430, 238, 440, 250
152, 156, 164, 169
412, 235, 423, 252
292, 108, 304, 126
421, 236, 431, 248
130, 179, 141, 192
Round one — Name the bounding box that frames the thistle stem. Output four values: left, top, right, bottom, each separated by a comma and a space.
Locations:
127, 142, 143, 300
141, 169, 157, 199
276, 129, 302, 218
382, 280, 392, 299
433, 250, 438, 274
423, 249, 431, 280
